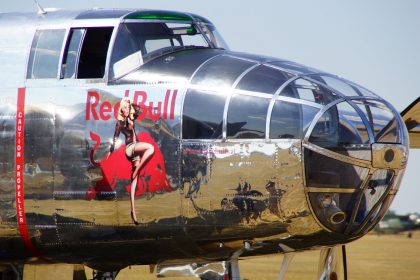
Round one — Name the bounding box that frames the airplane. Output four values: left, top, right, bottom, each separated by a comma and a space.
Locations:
0, 6, 419, 280
375, 211, 420, 235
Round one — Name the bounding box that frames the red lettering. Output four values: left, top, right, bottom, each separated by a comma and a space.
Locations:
163, 90, 170, 120
133, 90, 144, 105
149, 101, 162, 121
100, 101, 112, 121
114, 102, 120, 120
170, 90, 177, 120
134, 91, 148, 120
86, 91, 100, 120
86, 89, 178, 122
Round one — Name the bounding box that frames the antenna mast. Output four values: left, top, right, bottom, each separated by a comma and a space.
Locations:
33, 0, 47, 15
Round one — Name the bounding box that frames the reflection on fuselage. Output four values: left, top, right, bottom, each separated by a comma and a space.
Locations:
0, 10, 409, 268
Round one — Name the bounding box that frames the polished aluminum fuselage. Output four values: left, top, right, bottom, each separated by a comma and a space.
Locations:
0, 10, 409, 270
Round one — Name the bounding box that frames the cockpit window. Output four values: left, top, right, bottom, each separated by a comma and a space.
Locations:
144, 38, 180, 53
195, 19, 228, 49
110, 21, 225, 80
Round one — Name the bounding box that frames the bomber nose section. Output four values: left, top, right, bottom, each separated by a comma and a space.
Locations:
181, 51, 408, 237
304, 95, 409, 236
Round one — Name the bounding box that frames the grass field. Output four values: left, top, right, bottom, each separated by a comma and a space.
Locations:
24, 231, 420, 280
238, 231, 420, 280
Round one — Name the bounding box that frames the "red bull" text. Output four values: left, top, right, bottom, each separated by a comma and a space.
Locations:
85, 89, 178, 121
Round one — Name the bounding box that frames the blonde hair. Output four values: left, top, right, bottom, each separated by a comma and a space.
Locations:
117, 97, 134, 121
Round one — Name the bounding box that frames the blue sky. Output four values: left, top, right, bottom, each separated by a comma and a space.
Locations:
2, 0, 419, 214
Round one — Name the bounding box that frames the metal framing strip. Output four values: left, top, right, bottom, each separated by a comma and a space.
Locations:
180, 54, 224, 140
303, 98, 345, 141
389, 189, 398, 195
301, 143, 335, 234
306, 187, 358, 194
222, 62, 260, 139
346, 100, 375, 145
265, 75, 300, 140
302, 142, 372, 168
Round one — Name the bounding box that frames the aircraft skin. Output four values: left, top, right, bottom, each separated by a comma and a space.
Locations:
0, 8, 413, 276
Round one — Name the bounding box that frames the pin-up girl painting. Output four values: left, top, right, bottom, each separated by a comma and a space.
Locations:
109, 97, 155, 224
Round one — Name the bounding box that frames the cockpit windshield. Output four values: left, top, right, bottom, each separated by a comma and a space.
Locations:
110, 21, 228, 80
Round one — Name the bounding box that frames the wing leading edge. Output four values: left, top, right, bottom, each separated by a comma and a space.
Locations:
401, 97, 420, 148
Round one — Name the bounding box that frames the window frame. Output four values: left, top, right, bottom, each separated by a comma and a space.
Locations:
60, 28, 86, 79
226, 93, 271, 140
182, 89, 226, 140
25, 20, 119, 85
74, 26, 114, 79
108, 20, 218, 81
269, 99, 321, 140
26, 28, 66, 80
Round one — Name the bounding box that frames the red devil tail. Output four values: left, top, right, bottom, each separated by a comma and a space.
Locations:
89, 131, 101, 167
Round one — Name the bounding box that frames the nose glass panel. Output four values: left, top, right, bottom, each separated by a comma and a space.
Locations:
304, 148, 370, 232
235, 65, 292, 94
270, 101, 319, 139
308, 101, 371, 160
190, 55, 255, 89
308, 192, 359, 232
280, 78, 339, 104
227, 95, 270, 139
350, 169, 394, 229
182, 89, 225, 139
352, 99, 401, 144
313, 75, 361, 96
304, 150, 369, 190
304, 96, 406, 235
